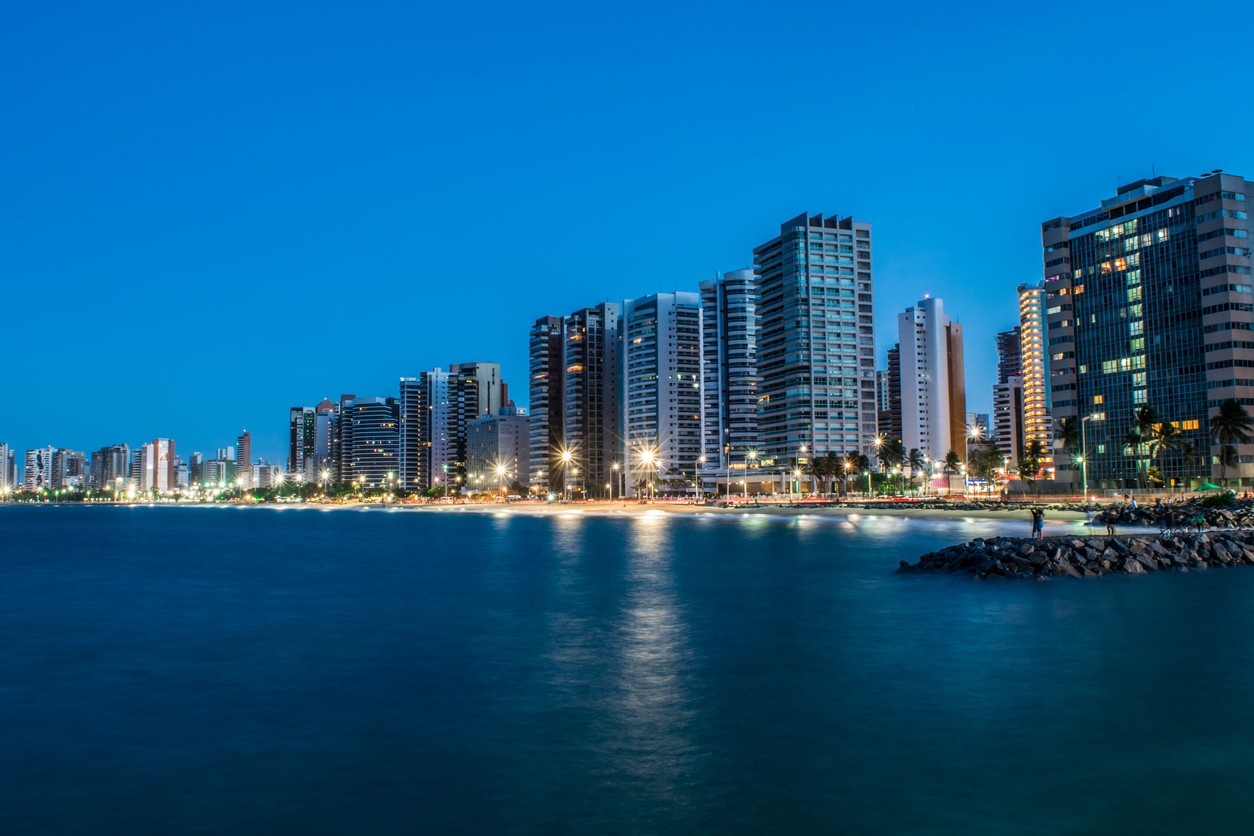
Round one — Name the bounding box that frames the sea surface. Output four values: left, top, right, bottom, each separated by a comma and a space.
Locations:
3, 505, 1254, 834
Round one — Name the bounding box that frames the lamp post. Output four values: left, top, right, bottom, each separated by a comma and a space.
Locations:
611, 462, 619, 502
696, 455, 706, 502
1080, 415, 1092, 500
746, 449, 758, 502
640, 450, 657, 501
798, 444, 809, 497
872, 434, 886, 499
496, 464, 507, 501
560, 450, 572, 501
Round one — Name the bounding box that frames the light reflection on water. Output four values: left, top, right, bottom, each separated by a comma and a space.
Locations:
1, 506, 1252, 834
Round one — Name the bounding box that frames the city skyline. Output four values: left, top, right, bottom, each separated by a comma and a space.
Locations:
3, 3, 1252, 462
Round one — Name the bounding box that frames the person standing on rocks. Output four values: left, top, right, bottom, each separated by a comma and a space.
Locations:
1030, 508, 1044, 540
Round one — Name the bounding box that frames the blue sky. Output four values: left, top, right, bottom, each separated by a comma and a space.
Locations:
3, 1, 1252, 464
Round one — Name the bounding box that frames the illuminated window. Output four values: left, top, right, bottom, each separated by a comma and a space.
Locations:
1093, 395, 1104, 404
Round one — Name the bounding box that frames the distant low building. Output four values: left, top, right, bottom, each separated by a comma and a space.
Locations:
467, 410, 530, 492
200, 458, 238, 488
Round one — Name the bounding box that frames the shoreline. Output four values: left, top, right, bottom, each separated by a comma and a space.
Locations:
1, 500, 1094, 523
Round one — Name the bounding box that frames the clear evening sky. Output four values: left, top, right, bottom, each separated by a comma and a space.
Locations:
3, 1, 1252, 464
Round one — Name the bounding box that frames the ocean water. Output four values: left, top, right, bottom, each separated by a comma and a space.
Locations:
3, 505, 1254, 835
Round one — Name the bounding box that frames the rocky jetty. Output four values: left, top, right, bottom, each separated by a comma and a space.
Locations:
897, 530, 1254, 580
1095, 498, 1254, 529
840, 500, 1101, 513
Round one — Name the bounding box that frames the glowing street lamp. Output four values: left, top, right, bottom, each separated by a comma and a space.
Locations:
640, 449, 657, 501
560, 449, 573, 501
610, 462, 620, 501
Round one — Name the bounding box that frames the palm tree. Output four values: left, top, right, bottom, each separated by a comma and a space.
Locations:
943, 450, 961, 496
985, 444, 1006, 497
1133, 406, 1161, 437
906, 448, 925, 495
1178, 442, 1200, 492
1055, 416, 1082, 479
808, 456, 828, 499
1211, 399, 1254, 446
1211, 399, 1254, 485
1024, 440, 1045, 475
834, 453, 853, 496
850, 452, 870, 496
824, 450, 841, 497
1123, 428, 1147, 491
1218, 444, 1240, 486
1147, 421, 1181, 483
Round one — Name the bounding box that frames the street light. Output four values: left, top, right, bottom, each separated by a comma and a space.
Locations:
610, 462, 620, 502
496, 464, 507, 500
696, 455, 706, 501
1080, 415, 1093, 500
560, 449, 573, 501
745, 449, 758, 502
640, 449, 657, 501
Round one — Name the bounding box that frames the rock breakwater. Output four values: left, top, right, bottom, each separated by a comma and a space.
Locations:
1096, 498, 1254, 529
897, 530, 1254, 580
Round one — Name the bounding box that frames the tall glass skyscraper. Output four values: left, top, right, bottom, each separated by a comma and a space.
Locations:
752, 213, 877, 468
1043, 172, 1253, 489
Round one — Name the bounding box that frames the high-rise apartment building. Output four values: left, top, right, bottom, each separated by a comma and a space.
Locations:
566, 307, 619, 501
398, 377, 423, 491
50, 449, 87, 488
897, 297, 967, 461
528, 316, 564, 493
621, 292, 701, 495
753, 213, 878, 468
527, 305, 621, 497
466, 410, 531, 492
1017, 283, 1052, 477
404, 370, 477, 492
236, 432, 251, 485
24, 447, 55, 490
340, 397, 400, 487
289, 407, 315, 480
561, 304, 620, 498
331, 395, 355, 482
312, 399, 335, 482
877, 344, 902, 445
1043, 172, 1252, 488
137, 439, 175, 491
699, 270, 758, 481
451, 362, 505, 419
996, 327, 1022, 383
0, 443, 15, 489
